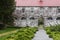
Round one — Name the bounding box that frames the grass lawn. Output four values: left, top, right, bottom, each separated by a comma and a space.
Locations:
0, 26, 20, 34
0, 27, 38, 40
0, 34, 11, 40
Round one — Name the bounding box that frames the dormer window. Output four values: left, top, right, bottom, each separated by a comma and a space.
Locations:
56, 17, 60, 20
47, 17, 53, 20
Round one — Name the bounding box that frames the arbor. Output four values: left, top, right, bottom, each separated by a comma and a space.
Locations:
0, 0, 15, 29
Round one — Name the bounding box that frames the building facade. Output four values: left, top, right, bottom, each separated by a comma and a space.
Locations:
13, 7, 60, 27
13, 0, 60, 27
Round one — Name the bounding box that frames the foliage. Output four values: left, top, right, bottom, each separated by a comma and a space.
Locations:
50, 25, 60, 32
0, 27, 38, 40
45, 25, 60, 40
38, 17, 44, 25
0, 27, 20, 34
0, 0, 15, 28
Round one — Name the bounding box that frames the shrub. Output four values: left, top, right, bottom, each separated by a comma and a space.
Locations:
4, 27, 37, 40
49, 34, 53, 38
16, 27, 37, 40
45, 27, 51, 34
50, 25, 60, 32
45, 25, 60, 40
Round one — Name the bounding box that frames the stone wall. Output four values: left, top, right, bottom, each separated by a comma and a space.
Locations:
13, 7, 60, 27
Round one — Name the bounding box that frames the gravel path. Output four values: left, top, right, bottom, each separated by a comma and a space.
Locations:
32, 29, 53, 40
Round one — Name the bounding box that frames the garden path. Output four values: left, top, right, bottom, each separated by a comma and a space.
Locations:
32, 26, 53, 40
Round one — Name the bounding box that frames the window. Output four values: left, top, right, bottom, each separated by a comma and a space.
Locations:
31, 10, 33, 12
47, 17, 53, 20
21, 17, 26, 20
31, 7, 34, 13
56, 17, 60, 20
48, 7, 53, 12
22, 8, 25, 13
30, 17, 35, 20
58, 9, 60, 13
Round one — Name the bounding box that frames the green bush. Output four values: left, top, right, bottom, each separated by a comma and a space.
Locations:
45, 25, 60, 40
49, 34, 53, 38
45, 25, 60, 32
2, 27, 38, 40
45, 27, 51, 34
15, 27, 37, 40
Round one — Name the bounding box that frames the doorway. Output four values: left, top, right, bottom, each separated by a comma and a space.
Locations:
38, 17, 44, 26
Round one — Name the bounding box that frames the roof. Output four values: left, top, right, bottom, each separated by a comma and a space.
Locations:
15, 0, 60, 6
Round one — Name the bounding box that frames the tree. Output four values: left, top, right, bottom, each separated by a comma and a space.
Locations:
0, 0, 15, 29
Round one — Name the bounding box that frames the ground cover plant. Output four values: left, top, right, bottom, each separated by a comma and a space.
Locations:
45, 25, 60, 40
0, 27, 38, 40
